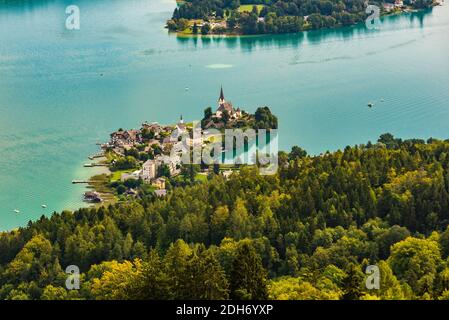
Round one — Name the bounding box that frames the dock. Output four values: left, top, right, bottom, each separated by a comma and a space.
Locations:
88, 152, 105, 160
83, 163, 109, 167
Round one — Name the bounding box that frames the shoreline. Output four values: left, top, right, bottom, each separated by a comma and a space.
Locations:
170, 6, 436, 38
81, 92, 278, 203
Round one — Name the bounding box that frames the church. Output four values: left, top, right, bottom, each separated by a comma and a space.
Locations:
214, 86, 242, 120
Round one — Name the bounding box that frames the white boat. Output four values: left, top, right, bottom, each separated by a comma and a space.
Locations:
41, 204, 47, 208
13, 209, 20, 214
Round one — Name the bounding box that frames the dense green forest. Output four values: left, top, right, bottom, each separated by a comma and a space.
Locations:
169, 0, 434, 35
3, 134, 449, 299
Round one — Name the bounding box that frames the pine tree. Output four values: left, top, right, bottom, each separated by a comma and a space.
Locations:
128, 251, 172, 300
183, 248, 229, 299
342, 263, 364, 300
230, 243, 268, 300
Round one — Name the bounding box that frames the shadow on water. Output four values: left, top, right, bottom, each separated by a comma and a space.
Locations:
305, 25, 358, 43
409, 8, 434, 28
381, 8, 433, 29
176, 32, 305, 51
175, 8, 433, 50
306, 9, 433, 43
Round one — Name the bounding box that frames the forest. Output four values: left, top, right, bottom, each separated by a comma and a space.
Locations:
2, 133, 449, 299
168, 0, 434, 35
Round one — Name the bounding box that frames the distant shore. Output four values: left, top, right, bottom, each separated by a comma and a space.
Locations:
168, 4, 439, 38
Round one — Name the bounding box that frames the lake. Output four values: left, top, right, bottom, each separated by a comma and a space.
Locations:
0, 0, 448, 230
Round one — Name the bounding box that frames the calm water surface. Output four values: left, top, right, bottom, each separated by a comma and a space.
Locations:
0, 0, 448, 229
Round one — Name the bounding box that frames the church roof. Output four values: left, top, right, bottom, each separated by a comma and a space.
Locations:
219, 86, 225, 101
217, 101, 234, 112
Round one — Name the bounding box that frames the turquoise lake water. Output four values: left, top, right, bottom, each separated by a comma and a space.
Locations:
0, 0, 448, 230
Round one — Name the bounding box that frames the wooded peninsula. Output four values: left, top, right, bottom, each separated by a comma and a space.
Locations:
167, 0, 436, 35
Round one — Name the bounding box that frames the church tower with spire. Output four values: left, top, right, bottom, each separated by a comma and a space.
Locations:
218, 86, 226, 105
213, 86, 241, 120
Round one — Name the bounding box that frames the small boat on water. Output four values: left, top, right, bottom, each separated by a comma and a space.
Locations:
380, 98, 385, 102
368, 102, 374, 108
41, 204, 47, 209
13, 209, 20, 214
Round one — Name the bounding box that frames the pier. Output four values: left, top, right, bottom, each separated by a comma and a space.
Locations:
72, 179, 103, 184
88, 152, 105, 160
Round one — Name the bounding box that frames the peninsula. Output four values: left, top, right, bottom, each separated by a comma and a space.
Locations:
167, 0, 438, 35
83, 87, 277, 204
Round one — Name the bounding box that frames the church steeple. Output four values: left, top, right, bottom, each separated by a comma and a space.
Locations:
219, 86, 225, 103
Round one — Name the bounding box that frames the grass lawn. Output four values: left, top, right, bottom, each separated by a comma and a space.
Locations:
238, 4, 265, 14
110, 169, 134, 182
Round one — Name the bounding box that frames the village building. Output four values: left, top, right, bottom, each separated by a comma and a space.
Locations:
140, 159, 158, 181
170, 115, 187, 142
84, 191, 103, 203
141, 122, 163, 135
383, 3, 395, 11
214, 87, 242, 120
121, 154, 180, 183
152, 177, 166, 190
156, 154, 181, 176
110, 129, 142, 147
148, 139, 161, 147
210, 21, 227, 29
122, 129, 141, 144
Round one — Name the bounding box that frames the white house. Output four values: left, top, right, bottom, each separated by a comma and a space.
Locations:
140, 159, 158, 181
